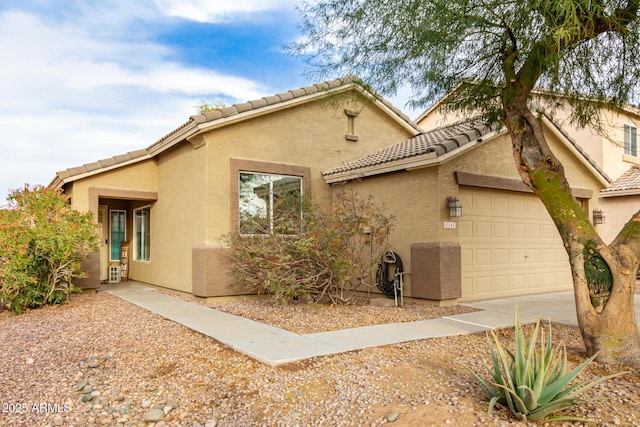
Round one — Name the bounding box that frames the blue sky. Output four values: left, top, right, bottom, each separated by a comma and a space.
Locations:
0, 0, 418, 202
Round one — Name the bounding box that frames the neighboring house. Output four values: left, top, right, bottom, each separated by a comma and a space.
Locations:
323, 115, 609, 302
50, 78, 421, 296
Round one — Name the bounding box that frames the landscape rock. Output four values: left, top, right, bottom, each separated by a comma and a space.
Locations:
143, 408, 165, 422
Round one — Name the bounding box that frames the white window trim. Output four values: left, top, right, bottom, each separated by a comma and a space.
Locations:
134, 205, 151, 262
624, 123, 638, 157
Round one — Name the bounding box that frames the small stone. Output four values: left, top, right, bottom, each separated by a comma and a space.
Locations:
167, 401, 179, 409
143, 408, 165, 422
76, 379, 88, 391
386, 412, 399, 422
53, 415, 64, 426
163, 405, 173, 415
91, 390, 101, 397
81, 394, 94, 402
114, 396, 125, 402
82, 384, 94, 394
204, 420, 218, 427
26, 357, 35, 365
141, 400, 152, 409
155, 422, 167, 427
88, 362, 100, 368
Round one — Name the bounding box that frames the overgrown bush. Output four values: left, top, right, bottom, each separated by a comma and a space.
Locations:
227, 190, 395, 304
0, 185, 99, 313
464, 310, 626, 422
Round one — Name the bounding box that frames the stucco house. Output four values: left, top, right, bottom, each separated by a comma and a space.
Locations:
323, 114, 608, 302
52, 78, 612, 303
51, 78, 421, 297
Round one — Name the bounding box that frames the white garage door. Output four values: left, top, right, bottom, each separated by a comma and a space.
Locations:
458, 187, 572, 302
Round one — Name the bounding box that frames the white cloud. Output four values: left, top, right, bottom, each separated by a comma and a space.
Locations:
154, 0, 300, 23
0, 6, 272, 200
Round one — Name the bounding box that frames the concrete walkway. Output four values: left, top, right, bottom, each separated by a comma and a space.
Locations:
104, 282, 640, 367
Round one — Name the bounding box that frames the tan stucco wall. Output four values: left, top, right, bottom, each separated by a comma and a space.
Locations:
147, 143, 207, 292
202, 95, 415, 243
335, 125, 605, 300
67, 160, 158, 212
599, 196, 640, 244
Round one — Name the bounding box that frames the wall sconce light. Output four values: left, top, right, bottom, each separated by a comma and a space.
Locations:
593, 208, 605, 225
447, 196, 462, 218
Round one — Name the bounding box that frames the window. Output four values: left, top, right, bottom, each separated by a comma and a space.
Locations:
110, 210, 126, 261
134, 206, 150, 261
624, 124, 637, 157
239, 172, 302, 234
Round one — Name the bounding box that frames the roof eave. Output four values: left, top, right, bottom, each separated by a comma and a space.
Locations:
324, 130, 502, 184
51, 153, 153, 187
184, 83, 422, 145
600, 188, 640, 197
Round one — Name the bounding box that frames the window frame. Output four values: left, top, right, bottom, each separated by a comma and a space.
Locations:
230, 159, 311, 236
238, 171, 303, 235
624, 123, 638, 157
109, 210, 126, 262
133, 205, 151, 262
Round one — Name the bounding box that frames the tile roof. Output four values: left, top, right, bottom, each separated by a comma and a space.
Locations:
52, 78, 420, 187
602, 165, 640, 193
323, 117, 497, 178
146, 76, 418, 151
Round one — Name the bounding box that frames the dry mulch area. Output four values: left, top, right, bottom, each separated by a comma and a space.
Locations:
0, 290, 639, 426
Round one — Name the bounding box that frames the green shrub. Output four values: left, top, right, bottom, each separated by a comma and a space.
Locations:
464, 310, 626, 422
227, 190, 395, 304
0, 185, 99, 313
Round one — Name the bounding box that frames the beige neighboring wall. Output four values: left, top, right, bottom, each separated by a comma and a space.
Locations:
599, 196, 640, 244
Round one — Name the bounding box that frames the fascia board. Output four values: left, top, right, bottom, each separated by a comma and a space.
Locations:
187, 85, 421, 143
325, 130, 502, 184
53, 154, 153, 186
324, 152, 438, 183
600, 188, 640, 197
147, 121, 198, 157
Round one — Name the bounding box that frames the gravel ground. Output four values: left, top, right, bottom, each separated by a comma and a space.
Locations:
1, 290, 640, 427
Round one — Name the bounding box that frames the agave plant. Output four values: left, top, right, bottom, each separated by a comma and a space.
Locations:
464, 310, 627, 422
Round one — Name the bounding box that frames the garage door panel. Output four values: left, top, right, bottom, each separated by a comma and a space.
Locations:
476, 277, 493, 294
475, 221, 492, 238
526, 223, 541, 238
493, 222, 510, 238
475, 249, 492, 265
459, 220, 473, 238
494, 275, 511, 292
460, 188, 572, 301
512, 274, 527, 290
493, 248, 509, 264
510, 197, 526, 214
511, 248, 526, 264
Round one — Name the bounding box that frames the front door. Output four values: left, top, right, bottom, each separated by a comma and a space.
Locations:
98, 205, 108, 282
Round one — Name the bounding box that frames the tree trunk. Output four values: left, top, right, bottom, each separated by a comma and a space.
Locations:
503, 96, 640, 366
